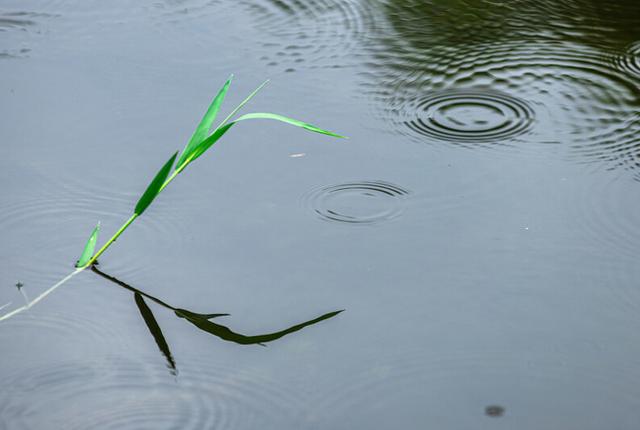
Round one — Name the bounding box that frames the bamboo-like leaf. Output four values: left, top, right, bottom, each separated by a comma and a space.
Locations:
134, 151, 178, 215
184, 111, 344, 166
176, 80, 269, 171
176, 75, 233, 170
185, 122, 235, 166
76, 222, 100, 268
236, 112, 346, 138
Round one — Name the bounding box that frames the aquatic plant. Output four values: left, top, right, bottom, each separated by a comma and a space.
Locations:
1, 76, 344, 321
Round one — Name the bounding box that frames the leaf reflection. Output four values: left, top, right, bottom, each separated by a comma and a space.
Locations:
134, 293, 177, 375
91, 266, 343, 369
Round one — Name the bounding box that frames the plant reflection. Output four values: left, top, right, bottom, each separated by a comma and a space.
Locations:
91, 265, 343, 373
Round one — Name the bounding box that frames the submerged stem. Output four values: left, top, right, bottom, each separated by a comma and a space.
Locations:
0, 268, 84, 322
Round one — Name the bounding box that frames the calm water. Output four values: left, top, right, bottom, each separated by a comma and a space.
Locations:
1, 1, 640, 428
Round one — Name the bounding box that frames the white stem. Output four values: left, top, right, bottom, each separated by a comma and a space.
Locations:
0, 268, 84, 322
19, 288, 30, 306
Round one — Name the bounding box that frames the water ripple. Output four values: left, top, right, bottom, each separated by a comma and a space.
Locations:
245, 0, 384, 72
313, 347, 640, 427
614, 41, 640, 79
0, 356, 304, 430
302, 181, 410, 225
366, 40, 640, 172
404, 89, 534, 145
0, 10, 56, 59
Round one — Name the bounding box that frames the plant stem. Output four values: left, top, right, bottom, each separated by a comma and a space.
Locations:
83, 80, 272, 268
84, 213, 137, 267
84, 163, 187, 267
0, 268, 83, 321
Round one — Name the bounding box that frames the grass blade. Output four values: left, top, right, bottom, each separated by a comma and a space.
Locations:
186, 122, 235, 165
184, 109, 344, 167
176, 75, 233, 169
135, 151, 178, 215
217, 79, 269, 128
176, 80, 270, 171
76, 222, 100, 268
236, 112, 346, 138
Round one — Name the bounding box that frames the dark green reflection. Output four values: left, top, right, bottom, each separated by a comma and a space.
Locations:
91, 266, 343, 371
134, 293, 177, 374
381, 0, 640, 50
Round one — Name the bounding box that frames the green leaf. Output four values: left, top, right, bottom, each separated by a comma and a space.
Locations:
185, 122, 235, 165
182, 110, 345, 167
236, 112, 346, 138
134, 151, 178, 215
176, 79, 270, 171
76, 222, 100, 268
176, 75, 233, 170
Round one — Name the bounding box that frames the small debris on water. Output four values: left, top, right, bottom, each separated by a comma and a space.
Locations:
485, 405, 505, 417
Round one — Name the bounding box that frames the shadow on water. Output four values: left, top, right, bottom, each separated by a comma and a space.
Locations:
91, 265, 343, 374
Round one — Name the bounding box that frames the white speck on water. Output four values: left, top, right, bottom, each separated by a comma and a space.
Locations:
289, 153, 306, 158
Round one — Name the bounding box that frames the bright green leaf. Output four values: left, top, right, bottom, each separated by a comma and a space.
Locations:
236, 112, 346, 138
185, 122, 235, 166
176, 75, 233, 170
182, 110, 345, 167
175, 79, 269, 172
76, 222, 100, 268
216, 79, 269, 129
135, 151, 178, 215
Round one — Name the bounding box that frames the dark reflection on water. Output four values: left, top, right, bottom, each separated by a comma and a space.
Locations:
0, 10, 55, 58
91, 265, 343, 372
133, 292, 178, 375
365, 0, 640, 177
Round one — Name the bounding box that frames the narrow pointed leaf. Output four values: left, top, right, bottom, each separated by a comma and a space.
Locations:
76, 222, 100, 268
176, 75, 233, 169
236, 112, 346, 138
134, 151, 178, 215
216, 79, 269, 128
176, 79, 270, 170
184, 122, 235, 166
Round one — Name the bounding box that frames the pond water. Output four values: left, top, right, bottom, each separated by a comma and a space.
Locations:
1, 1, 640, 428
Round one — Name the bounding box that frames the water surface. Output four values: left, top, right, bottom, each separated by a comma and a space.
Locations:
1, 1, 640, 429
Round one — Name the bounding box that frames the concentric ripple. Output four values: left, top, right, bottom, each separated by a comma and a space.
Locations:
405, 90, 534, 144
366, 38, 640, 174
0, 11, 56, 58
303, 181, 410, 225
244, 0, 383, 72
313, 347, 640, 428
614, 41, 640, 79
0, 356, 305, 430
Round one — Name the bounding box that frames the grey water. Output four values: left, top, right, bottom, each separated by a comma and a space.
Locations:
1, 0, 640, 428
